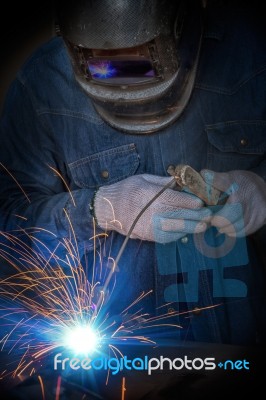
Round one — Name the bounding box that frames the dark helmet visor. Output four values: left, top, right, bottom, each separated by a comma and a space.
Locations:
58, 0, 203, 134
66, 41, 163, 86
87, 58, 155, 85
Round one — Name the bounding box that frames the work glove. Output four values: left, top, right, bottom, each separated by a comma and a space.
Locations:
94, 174, 212, 243
200, 169, 266, 237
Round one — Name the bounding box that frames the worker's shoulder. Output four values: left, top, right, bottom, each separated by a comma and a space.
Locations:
17, 36, 70, 85
197, 3, 266, 92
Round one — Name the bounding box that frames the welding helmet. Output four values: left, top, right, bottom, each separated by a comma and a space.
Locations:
56, 0, 204, 134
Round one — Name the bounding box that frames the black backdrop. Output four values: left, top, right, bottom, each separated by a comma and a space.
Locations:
0, 1, 54, 113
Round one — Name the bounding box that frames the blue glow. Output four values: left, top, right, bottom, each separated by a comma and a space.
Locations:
88, 61, 116, 79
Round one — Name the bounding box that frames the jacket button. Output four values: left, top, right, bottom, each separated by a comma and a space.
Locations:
181, 236, 189, 244
240, 138, 248, 146
101, 170, 109, 179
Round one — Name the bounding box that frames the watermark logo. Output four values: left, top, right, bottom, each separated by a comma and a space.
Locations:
53, 354, 249, 375
155, 203, 249, 302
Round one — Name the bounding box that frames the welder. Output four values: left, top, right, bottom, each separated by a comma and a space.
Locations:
0, 0, 266, 347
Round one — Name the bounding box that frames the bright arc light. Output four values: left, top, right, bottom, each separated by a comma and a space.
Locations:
63, 325, 99, 355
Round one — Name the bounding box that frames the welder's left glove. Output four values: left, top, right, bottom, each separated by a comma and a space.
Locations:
200, 169, 266, 237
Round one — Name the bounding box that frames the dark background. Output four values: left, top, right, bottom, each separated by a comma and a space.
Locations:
0, 1, 55, 113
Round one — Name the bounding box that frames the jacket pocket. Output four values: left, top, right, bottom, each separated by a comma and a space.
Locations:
68, 143, 140, 189
206, 121, 266, 171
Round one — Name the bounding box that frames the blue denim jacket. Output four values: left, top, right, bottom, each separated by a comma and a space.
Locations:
0, 4, 266, 345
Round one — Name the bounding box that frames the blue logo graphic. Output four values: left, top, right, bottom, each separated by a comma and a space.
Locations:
217, 359, 249, 370
155, 203, 249, 302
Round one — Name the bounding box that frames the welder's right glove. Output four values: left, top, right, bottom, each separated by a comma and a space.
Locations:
94, 174, 212, 243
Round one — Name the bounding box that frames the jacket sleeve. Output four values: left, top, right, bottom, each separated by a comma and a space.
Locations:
0, 78, 100, 265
